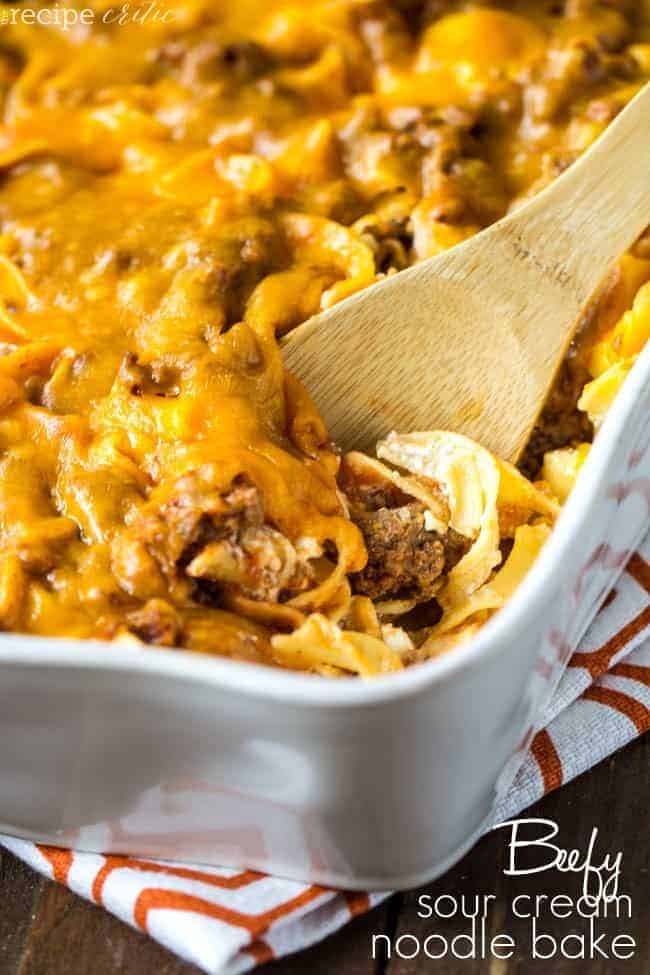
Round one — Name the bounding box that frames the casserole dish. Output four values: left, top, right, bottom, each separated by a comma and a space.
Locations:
1, 340, 648, 891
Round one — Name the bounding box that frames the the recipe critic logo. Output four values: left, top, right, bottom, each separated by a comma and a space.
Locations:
0, 2, 175, 29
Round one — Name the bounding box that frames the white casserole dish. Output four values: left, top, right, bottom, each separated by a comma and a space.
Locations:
0, 342, 648, 891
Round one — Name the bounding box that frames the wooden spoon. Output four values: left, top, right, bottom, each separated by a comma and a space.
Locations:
283, 83, 650, 462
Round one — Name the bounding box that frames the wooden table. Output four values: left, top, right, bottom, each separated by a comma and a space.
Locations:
1, 734, 647, 975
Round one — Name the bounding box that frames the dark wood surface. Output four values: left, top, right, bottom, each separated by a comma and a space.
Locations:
1, 733, 647, 975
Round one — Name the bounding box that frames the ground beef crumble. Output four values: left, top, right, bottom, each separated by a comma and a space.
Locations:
519, 356, 594, 479
112, 472, 313, 609
340, 467, 468, 602
127, 598, 183, 647
352, 501, 465, 601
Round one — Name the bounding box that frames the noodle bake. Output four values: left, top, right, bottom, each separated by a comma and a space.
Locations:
0, 0, 648, 675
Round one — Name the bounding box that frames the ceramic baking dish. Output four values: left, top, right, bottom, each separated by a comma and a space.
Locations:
0, 342, 648, 891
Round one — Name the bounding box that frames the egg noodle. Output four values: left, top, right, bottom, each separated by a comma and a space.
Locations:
0, 0, 648, 675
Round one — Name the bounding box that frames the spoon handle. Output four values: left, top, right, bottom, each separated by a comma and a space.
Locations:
499, 83, 650, 316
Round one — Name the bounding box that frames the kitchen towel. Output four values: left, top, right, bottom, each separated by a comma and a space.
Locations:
2, 535, 649, 974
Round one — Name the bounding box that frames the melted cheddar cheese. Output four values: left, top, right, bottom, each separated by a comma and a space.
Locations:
0, 0, 648, 672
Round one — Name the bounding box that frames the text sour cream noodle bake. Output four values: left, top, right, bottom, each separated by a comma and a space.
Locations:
0, 0, 648, 675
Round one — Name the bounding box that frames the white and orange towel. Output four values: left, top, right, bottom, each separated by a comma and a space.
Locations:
2, 536, 649, 974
